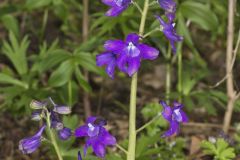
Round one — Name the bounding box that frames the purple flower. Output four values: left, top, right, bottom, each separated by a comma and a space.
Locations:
53, 105, 71, 115
58, 127, 72, 140
160, 101, 188, 137
75, 117, 116, 158
31, 110, 43, 121
97, 33, 159, 78
96, 52, 117, 79
158, 0, 176, 22
78, 151, 82, 160
19, 125, 46, 154
50, 111, 64, 130
102, 0, 131, 17
156, 15, 183, 53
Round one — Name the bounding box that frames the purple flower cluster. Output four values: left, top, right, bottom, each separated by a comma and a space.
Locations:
75, 117, 116, 158
19, 98, 72, 154
160, 101, 188, 137
97, 33, 159, 78
156, 0, 183, 53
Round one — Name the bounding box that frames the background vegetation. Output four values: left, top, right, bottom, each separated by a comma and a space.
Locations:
0, 0, 240, 159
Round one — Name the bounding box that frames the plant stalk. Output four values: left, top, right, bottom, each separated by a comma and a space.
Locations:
166, 44, 172, 103
82, 0, 91, 118
223, 0, 236, 133
127, 0, 149, 160
46, 112, 63, 160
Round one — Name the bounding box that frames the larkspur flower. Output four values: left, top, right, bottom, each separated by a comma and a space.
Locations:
19, 125, 46, 154
158, 0, 176, 22
160, 101, 188, 137
102, 0, 132, 17
75, 117, 116, 158
156, 15, 183, 53
97, 33, 159, 78
58, 127, 72, 140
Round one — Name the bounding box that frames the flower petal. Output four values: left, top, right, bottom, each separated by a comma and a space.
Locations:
106, 59, 117, 79
96, 52, 115, 66
138, 44, 159, 60
101, 128, 116, 146
102, 0, 115, 6
126, 33, 140, 44
75, 125, 88, 137
162, 121, 179, 137
105, 6, 127, 17
104, 40, 125, 52
126, 57, 141, 76
117, 53, 128, 72
92, 142, 106, 158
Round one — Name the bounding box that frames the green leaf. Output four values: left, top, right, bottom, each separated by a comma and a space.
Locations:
0, 15, 19, 37
2, 32, 29, 75
39, 49, 71, 72
75, 68, 92, 92
180, 1, 219, 31
25, 0, 51, 10
0, 73, 28, 89
48, 59, 74, 87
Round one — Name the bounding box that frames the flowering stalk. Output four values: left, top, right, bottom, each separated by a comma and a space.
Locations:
127, 0, 149, 160
166, 43, 172, 103
46, 111, 63, 160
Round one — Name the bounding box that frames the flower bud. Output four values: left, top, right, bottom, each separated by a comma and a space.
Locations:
58, 127, 72, 140
53, 106, 71, 115
30, 100, 47, 109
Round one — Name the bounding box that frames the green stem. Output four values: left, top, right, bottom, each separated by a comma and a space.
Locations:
177, 48, 183, 102
68, 80, 72, 107
127, 0, 149, 160
46, 112, 63, 160
166, 43, 172, 103
116, 143, 128, 155
132, 1, 143, 14
136, 113, 161, 134
143, 28, 160, 38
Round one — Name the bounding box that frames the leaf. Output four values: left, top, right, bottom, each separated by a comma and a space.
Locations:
180, 1, 219, 31
25, 0, 51, 10
0, 73, 28, 89
48, 59, 74, 87
0, 14, 19, 37
75, 68, 92, 92
39, 49, 71, 72
2, 31, 29, 75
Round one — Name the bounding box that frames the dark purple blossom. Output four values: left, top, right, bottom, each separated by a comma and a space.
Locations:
102, 0, 131, 17
158, 0, 176, 22
50, 111, 64, 130
156, 15, 183, 53
160, 101, 188, 137
58, 127, 72, 140
19, 125, 46, 154
97, 33, 159, 78
75, 117, 116, 158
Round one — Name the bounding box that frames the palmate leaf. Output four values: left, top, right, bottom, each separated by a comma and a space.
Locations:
48, 59, 75, 87
0, 14, 19, 37
179, 1, 219, 31
2, 31, 29, 75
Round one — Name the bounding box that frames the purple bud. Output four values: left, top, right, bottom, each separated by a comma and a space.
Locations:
31, 111, 43, 121
51, 121, 64, 130
19, 125, 46, 154
58, 127, 72, 140
30, 100, 47, 109
53, 106, 71, 115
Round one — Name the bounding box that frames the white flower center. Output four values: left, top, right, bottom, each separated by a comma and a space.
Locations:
88, 123, 95, 131
115, 0, 123, 6
173, 109, 182, 122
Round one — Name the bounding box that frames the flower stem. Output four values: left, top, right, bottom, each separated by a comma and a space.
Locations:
136, 113, 161, 134
46, 112, 63, 160
166, 43, 172, 103
177, 48, 183, 102
127, 0, 149, 160
116, 143, 128, 155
